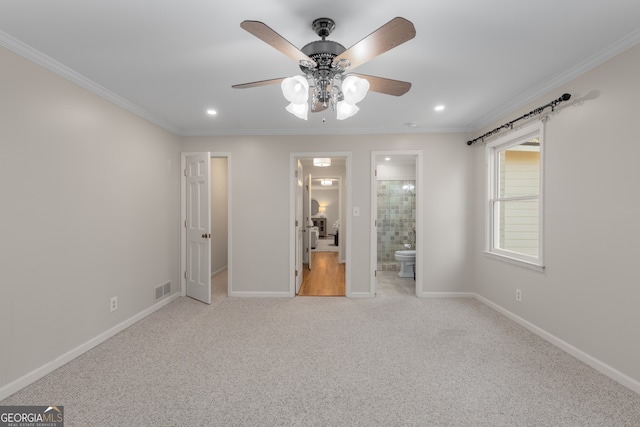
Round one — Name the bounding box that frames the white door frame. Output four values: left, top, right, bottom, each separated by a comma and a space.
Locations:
180, 152, 232, 297
290, 152, 352, 297
370, 150, 423, 297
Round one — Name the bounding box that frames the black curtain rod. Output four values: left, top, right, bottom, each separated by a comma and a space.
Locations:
467, 93, 571, 146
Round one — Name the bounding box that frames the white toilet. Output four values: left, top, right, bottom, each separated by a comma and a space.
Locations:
394, 250, 416, 278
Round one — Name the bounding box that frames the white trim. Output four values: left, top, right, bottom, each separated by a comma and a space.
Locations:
468, 27, 640, 131
180, 152, 232, 297
0, 30, 181, 135
419, 292, 475, 298
347, 292, 372, 298
483, 251, 545, 272
485, 123, 545, 268
289, 152, 352, 297
3, 26, 639, 138
228, 291, 291, 298
370, 150, 423, 298
211, 266, 228, 278
0, 293, 179, 401
474, 294, 640, 395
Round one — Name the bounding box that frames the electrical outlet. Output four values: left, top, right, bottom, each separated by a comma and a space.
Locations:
515, 289, 522, 302
110, 296, 118, 312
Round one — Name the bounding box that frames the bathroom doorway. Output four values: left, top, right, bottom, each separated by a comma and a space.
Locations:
290, 154, 350, 297
370, 151, 422, 297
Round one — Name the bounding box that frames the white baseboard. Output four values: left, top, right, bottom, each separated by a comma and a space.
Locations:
474, 293, 640, 395
211, 266, 228, 278
348, 291, 373, 298
0, 293, 180, 401
420, 292, 475, 298
228, 291, 291, 298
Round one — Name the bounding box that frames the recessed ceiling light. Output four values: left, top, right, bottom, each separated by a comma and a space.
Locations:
385, 157, 391, 161
434, 105, 445, 112
206, 109, 217, 116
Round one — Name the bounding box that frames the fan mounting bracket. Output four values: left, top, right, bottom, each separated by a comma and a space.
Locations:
312, 18, 336, 39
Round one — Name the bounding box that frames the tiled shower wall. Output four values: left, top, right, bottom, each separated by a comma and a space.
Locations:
377, 180, 416, 270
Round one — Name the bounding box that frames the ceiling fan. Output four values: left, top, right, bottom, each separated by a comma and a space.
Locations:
232, 17, 416, 120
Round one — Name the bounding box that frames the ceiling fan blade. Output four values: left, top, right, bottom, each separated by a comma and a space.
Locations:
232, 77, 287, 89
333, 17, 416, 71
240, 20, 317, 67
349, 73, 412, 96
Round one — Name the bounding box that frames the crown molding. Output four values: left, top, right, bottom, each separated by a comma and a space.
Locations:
468, 27, 640, 132
179, 126, 466, 137
4, 25, 639, 138
0, 30, 182, 135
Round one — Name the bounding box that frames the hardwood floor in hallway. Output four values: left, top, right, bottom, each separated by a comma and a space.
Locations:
298, 251, 345, 296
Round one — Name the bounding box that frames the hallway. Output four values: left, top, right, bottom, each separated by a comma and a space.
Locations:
299, 251, 345, 296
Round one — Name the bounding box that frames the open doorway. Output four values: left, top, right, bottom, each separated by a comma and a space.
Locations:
291, 154, 350, 297
370, 151, 422, 297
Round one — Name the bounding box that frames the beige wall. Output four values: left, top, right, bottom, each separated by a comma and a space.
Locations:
180, 134, 474, 296
472, 43, 640, 388
0, 46, 181, 394
3, 30, 639, 401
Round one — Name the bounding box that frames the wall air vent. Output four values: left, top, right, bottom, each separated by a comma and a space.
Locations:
154, 281, 171, 301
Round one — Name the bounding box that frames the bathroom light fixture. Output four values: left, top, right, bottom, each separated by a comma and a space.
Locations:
313, 158, 331, 167
320, 179, 332, 186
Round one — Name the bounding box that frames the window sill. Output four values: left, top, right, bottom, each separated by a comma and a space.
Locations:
483, 251, 545, 272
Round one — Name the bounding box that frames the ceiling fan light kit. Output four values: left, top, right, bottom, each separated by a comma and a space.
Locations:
233, 17, 416, 121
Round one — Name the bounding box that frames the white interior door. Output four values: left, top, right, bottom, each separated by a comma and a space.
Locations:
295, 160, 304, 294
186, 153, 211, 304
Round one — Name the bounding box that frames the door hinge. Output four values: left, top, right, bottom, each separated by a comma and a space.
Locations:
375, 169, 377, 177
184, 220, 187, 228
295, 220, 299, 227
295, 170, 299, 178
295, 269, 298, 277
374, 219, 377, 227
374, 270, 377, 277
184, 271, 187, 279
184, 168, 187, 176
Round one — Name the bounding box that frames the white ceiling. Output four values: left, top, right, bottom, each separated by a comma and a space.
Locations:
1, 0, 639, 137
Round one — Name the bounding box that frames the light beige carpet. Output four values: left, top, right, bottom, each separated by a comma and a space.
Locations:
2, 271, 639, 426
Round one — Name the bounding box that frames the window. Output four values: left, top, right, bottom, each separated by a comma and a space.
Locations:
486, 122, 544, 269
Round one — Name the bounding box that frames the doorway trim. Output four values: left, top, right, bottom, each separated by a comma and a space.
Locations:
180, 152, 232, 297
370, 150, 423, 297
289, 152, 352, 297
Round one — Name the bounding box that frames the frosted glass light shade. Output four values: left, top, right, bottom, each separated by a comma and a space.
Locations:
336, 101, 359, 120
313, 158, 331, 167
285, 102, 308, 120
342, 76, 369, 105
281, 76, 309, 105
